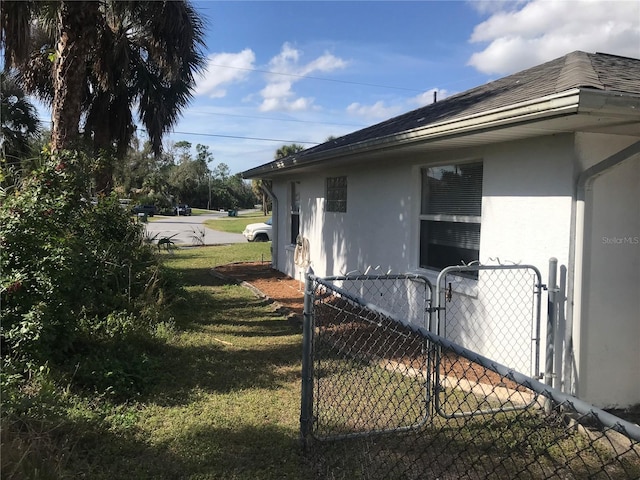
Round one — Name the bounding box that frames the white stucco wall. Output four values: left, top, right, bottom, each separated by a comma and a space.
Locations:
436, 135, 575, 376
268, 132, 639, 407
574, 133, 640, 408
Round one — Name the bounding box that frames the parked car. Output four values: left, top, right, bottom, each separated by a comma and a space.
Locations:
174, 204, 192, 216
131, 204, 156, 216
242, 217, 272, 242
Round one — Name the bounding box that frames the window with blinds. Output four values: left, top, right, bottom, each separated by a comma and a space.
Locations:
326, 176, 347, 212
419, 162, 483, 273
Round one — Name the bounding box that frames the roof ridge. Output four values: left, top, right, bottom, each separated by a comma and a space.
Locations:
556, 51, 604, 91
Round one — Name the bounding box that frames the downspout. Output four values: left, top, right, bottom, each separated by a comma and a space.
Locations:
260, 181, 278, 269
566, 140, 640, 395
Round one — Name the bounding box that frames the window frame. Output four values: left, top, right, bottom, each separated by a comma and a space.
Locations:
325, 176, 347, 213
290, 181, 300, 244
418, 161, 483, 277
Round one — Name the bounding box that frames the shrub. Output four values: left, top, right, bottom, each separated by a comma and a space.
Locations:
1, 150, 179, 404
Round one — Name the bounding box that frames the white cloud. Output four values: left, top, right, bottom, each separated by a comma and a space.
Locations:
259, 43, 348, 112
468, 0, 640, 75
345, 88, 451, 124
468, 0, 528, 15
410, 88, 450, 107
346, 101, 404, 122
195, 49, 256, 98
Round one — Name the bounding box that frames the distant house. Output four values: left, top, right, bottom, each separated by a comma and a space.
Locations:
243, 51, 640, 409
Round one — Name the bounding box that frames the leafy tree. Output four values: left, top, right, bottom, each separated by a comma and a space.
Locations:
211, 162, 230, 182
228, 174, 258, 209
169, 155, 208, 205
174, 141, 193, 164
196, 143, 214, 165
1, 0, 206, 192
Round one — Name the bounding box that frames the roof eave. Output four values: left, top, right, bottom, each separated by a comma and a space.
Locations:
243, 89, 584, 179
577, 88, 640, 116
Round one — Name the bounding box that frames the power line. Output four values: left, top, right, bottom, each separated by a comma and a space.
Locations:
207, 63, 425, 92
191, 110, 366, 128
170, 130, 320, 145
37, 118, 322, 145
134, 124, 323, 145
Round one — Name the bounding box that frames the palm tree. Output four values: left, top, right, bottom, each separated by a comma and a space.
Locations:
0, 71, 41, 165
1, 1, 206, 192
247, 144, 305, 215
252, 179, 270, 215
274, 143, 305, 160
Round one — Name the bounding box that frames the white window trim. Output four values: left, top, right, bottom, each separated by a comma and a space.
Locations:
417, 161, 483, 278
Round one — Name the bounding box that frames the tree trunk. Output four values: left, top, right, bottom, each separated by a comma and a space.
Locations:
51, 1, 98, 152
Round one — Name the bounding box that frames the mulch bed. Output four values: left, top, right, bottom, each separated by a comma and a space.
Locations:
213, 262, 529, 392
213, 261, 306, 316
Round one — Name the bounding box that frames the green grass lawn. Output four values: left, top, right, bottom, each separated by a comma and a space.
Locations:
130, 246, 306, 478
3, 244, 313, 479
203, 212, 270, 235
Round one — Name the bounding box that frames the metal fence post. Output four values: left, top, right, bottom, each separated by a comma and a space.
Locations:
546, 258, 558, 388
299, 267, 315, 448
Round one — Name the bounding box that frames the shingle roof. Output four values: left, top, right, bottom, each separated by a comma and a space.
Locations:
244, 51, 640, 177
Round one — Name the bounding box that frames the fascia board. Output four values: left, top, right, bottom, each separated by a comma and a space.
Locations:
243, 90, 583, 178
577, 89, 640, 117
386, 90, 582, 146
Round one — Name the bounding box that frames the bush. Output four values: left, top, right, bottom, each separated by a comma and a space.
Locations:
1, 151, 179, 404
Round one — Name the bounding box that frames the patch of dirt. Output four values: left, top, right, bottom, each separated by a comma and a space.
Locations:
213, 261, 305, 317
212, 262, 517, 390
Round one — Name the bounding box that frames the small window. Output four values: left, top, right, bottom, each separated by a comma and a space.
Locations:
290, 182, 300, 244
419, 162, 483, 274
326, 176, 347, 212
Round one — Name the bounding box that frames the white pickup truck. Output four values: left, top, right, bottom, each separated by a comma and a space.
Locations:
242, 217, 272, 242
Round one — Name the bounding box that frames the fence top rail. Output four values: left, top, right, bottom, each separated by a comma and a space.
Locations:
317, 273, 433, 287
437, 263, 543, 282
309, 275, 427, 332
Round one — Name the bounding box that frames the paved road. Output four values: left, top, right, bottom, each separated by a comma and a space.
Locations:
142, 211, 248, 246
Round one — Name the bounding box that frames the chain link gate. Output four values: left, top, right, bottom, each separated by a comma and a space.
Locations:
300, 272, 435, 442
434, 264, 543, 417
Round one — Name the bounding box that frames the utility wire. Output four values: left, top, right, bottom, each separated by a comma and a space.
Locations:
207, 63, 425, 92
190, 110, 366, 128
37, 118, 322, 145
170, 131, 319, 145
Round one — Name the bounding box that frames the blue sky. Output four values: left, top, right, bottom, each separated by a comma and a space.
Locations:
35, 0, 640, 174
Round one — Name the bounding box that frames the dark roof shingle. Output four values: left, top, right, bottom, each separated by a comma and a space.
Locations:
244, 51, 640, 176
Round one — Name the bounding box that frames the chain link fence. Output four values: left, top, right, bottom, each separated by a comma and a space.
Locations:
301, 271, 640, 479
